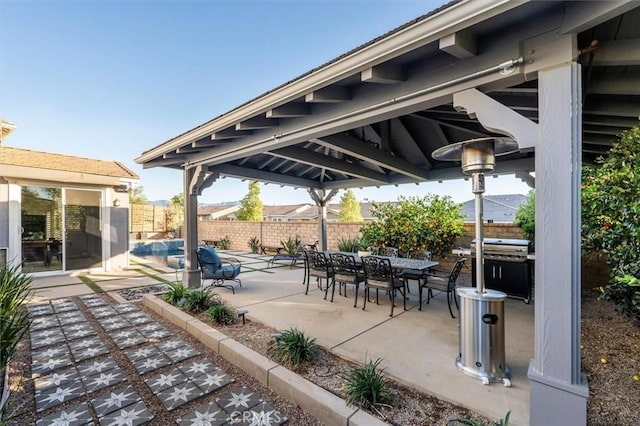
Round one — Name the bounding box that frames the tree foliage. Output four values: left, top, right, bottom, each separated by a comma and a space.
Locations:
514, 190, 535, 248
166, 192, 184, 232
359, 195, 464, 258
236, 181, 263, 221
128, 185, 147, 205
338, 189, 363, 222
582, 126, 640, 280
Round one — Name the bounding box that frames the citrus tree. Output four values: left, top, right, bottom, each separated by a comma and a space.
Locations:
236, 181, 263, 221
338, 189, 363, 222
359, 195, 464, 258
582, 127, 640, 319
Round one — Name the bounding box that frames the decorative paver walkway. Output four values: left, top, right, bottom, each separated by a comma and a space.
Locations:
28, 294, 288, 425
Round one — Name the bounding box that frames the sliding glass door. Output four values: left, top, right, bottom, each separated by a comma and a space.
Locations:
21, 186, 103, 273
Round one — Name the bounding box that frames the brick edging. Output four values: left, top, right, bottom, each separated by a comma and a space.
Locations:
142, 294, 387, 425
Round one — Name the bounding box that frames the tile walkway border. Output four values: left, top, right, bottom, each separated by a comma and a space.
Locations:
142, 294, 387, 426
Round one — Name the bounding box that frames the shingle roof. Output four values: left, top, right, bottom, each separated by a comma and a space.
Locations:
460, 194, 527, 223
0, 146, 139, 179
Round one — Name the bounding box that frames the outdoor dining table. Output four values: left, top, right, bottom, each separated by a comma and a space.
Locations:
326, 251, 439, 271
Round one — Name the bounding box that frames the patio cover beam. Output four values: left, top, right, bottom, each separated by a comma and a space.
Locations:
209, 163, 321, 189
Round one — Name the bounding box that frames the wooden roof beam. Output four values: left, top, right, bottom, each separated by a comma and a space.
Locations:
305, 86, 350, 103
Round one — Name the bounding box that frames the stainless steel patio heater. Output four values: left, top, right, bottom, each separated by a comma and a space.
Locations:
432, 137, 518, 386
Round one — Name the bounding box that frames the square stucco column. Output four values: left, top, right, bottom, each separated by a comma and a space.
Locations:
528, 62, 588, 425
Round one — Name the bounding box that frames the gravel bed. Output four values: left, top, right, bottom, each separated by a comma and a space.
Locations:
4, 291, 637, 425
117, 285, 172, 301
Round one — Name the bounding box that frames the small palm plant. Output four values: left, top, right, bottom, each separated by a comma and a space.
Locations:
337, 236, 361, 252
280, 235, 301, 255
1, 264, 33, 420
342, 358, 394, 411
271, 327, 318, 369
248, 236, 260, 254
182, 289, 216, 313
207, 302, 236, 325
162, 282, 186, 305
218, 236, 231, 250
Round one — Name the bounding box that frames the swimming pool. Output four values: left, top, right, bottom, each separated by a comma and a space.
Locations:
130, 240, 184, 268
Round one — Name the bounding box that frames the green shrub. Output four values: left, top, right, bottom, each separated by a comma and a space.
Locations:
599, 274, 640, 321
447, 411, 510, 426
280, 235, 301, 255
207, 302, 236, 325
162, 282, 186, 305
217, 236, 231, 250
248, 236, 260, 254
337, 236, 361, 253
271, 327, 318, 369
514, 190, 535, 249
360, 195, 464, 258
182, 289, 215, 313
342, 357, 394, 410
0, 264, 33, 378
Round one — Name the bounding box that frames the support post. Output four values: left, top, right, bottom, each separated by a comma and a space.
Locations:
307, 188, 338, 251
527, 62, 588, 425
182, 166, 218, 288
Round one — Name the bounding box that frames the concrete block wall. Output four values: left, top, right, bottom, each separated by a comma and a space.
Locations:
194, 220, 610, 289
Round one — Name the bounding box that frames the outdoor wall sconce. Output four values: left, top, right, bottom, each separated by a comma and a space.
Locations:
113, 199, 121, 207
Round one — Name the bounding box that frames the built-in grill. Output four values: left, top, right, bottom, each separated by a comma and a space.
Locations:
471, 238, 532, 303
471, 238, 529, 262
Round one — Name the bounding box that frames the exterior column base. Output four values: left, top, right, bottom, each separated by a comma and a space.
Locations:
528, 360, 589, 426
183, 269, 201, 289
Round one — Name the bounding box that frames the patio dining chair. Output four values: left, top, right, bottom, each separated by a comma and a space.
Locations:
419, 257, 466, 318
305, 250, 335, 299
383, 247, 399, 257
329, 253, 366, 306
195, 246, 242, 294
361, 256, 406, 317
402, 250, 433, 294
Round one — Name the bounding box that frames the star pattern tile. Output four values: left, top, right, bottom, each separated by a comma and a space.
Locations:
99, 318, 131, 332
192, 369, 234, 394
56, 312, 87, 326
176, 402, 228, 426
31, 329, 66, 349
78, 359, 119, 376
216, 388, 261, 414
35, 401, 93, 426
32, 346, 69, 362
91, 307, 117, 319
34, 367, 80, 391
113, 303, 138, 314
70, 342, 109, 362
31, 354, 73, 377
91, 385, 140, 418
157, 339, 188, 353
69, 336, 103, 351
63, 323, 97, 340
157, 382, 204, 411
144, 368, 188, 393
124, 345, 161, 362
83, 369, 128, 393
113, 333, 147, 350
132, 355, 171, 375
28, 303, 54, 317
165, 346, 200, 363
31, 315, 60, 331
35, 383, 84, 412
137, 324, 171, 340
98, 400, 153, 425
179, 360, 217, 380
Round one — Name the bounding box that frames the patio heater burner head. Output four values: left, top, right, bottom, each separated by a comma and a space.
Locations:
432, 137, 519, 174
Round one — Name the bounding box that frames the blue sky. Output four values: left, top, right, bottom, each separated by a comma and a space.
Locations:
1, 0, 531, 205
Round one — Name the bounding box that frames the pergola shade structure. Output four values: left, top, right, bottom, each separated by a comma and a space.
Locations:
137, 1, 640, 424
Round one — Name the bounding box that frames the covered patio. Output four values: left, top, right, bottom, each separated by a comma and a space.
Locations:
136, 1, 640, 424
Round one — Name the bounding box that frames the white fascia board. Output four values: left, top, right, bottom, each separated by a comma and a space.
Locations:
2, 164, 122, 187
135, 0, 528, 165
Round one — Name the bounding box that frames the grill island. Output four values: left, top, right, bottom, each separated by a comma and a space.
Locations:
471, 238, 532, 304
432, 137, 517, 387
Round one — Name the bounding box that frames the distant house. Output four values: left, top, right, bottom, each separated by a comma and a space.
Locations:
459, 194, 527, 223
197, 205, 240, 221
287, 202, 380, 222
262, 204, 313, 221
0, 120, 138, 273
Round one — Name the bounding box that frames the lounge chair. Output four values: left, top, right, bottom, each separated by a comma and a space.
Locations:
195, 246, 242, 293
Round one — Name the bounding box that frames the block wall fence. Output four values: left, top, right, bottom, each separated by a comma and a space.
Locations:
195, 220, 608, 289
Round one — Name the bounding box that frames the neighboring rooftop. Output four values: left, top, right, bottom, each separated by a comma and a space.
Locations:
460, 194, 527, 223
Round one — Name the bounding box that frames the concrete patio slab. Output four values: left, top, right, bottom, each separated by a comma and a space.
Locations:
32, 284, 93, 300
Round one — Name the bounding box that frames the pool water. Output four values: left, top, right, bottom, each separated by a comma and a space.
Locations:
130, 240, 184, 268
